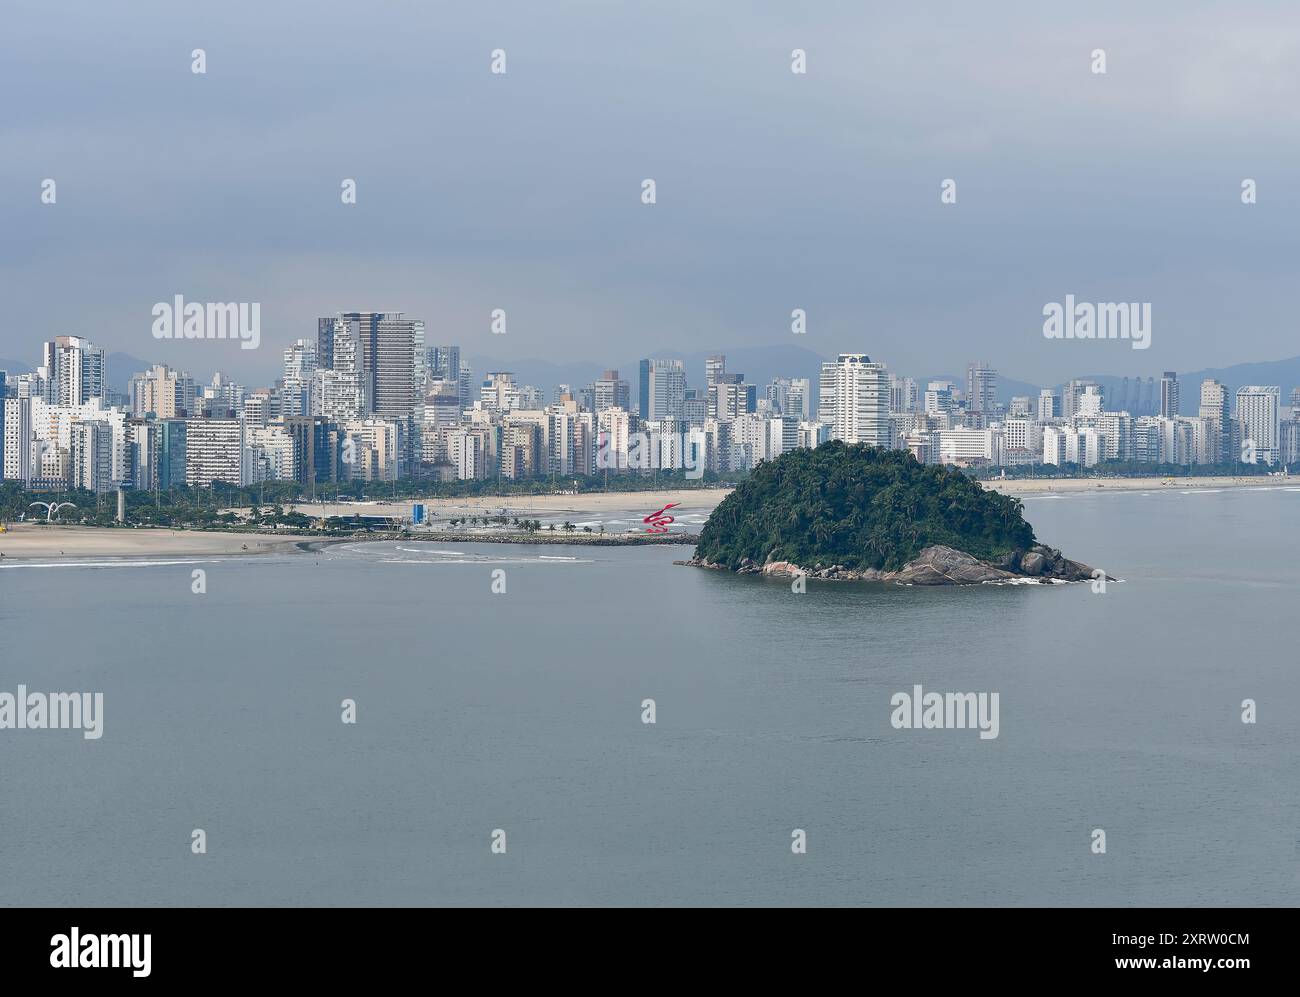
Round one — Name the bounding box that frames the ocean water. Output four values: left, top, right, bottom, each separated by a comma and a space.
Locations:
1, 486, 1297, 907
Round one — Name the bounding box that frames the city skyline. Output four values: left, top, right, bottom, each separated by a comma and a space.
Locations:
4, 320, 1296, 494
8, 334, 1300, 411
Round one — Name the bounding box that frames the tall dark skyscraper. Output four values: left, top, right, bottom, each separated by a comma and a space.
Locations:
1160, 371, 1180, 418
429, 345, 461, 382
316, 317, 336, 371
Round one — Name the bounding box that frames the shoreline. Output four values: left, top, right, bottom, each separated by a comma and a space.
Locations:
264, 488, 732, 521
983, 475, 1293, 495
2, 477, 1291, 560
0, 525, 314, 562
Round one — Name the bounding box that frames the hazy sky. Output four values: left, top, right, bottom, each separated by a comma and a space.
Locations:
4, 1, 1299, 385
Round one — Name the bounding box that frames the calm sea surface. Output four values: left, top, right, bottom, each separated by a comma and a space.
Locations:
2, 486, 1297, 906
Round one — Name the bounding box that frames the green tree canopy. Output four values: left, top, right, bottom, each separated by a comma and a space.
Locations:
694, 441, 1036, 572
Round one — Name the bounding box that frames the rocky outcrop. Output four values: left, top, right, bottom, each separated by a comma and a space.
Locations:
677, 543, 1107, 586
893, 546, 1020, 585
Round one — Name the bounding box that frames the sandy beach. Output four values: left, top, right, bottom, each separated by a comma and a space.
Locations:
273, 488, 734, 522
0, 525, 309, 561
985, 474, 1292, 495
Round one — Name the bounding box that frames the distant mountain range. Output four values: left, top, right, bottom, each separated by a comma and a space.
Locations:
4, 346, 1298, 417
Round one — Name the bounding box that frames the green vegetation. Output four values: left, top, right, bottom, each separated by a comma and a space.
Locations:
694, 441, 1036, 572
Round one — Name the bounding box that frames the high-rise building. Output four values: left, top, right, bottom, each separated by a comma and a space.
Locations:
200, 372, 244, 416
480, 372, 520, 414
281, 340, 317, 418
587, 370, 630, 413
889, 375, 918, 415
42, 335, 106, 406
316, 317, 337, 370
924, 381, 957, 419
2, 396, 32, 484
1037, 389, 1058, 423
127, 419, 160, 491
341, 419, 399, 481
715, 377, 755, 420
1160, 371, 1180, 418
428, 345, 461, 383
1198, 379, 1230, 464
638, 359, 687, 421
322, 312, 422, 418
789, 378, 812, 421
185, 417, 246, 487
71, 420, 115, 493
312, 320, 365, 421
966, 363, 997, 415
281, 416, 340, 488
705, 355, 726, 387
682, 389, 707, 427
247, 426, 298, 482
1235, 385, 1281, 465
1062, 379, 1101, 421
819, 354, 891, 447
158, 419, 187, 490
766, 378, 793, 416
129, 364, 196, 419
242, 389, 278, 428
457, 367, 473, 411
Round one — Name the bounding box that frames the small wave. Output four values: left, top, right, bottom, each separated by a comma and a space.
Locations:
0, 557, 229, 570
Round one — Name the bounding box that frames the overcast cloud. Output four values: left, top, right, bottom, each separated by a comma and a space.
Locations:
3, 0, 1298, 384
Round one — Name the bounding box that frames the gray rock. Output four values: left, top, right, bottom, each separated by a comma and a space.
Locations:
895, 545, 1020, 585
1019, 551, 1046, 575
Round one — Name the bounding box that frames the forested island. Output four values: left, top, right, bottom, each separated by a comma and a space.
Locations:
681, 442, 1100, 585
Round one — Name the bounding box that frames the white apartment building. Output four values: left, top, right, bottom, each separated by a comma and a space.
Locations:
938, 426, 999, 466
1043, 425, 1105, 467
1235, 385, 1280, 465
247, 427, 298, 482
479, 372, 520, 415
281, 339, 317, 418
445, 427, 492, 480
42, 335, 106, 407
819, 354, 891, 448
798, 420, 831, 450
766, 416, 800, 460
